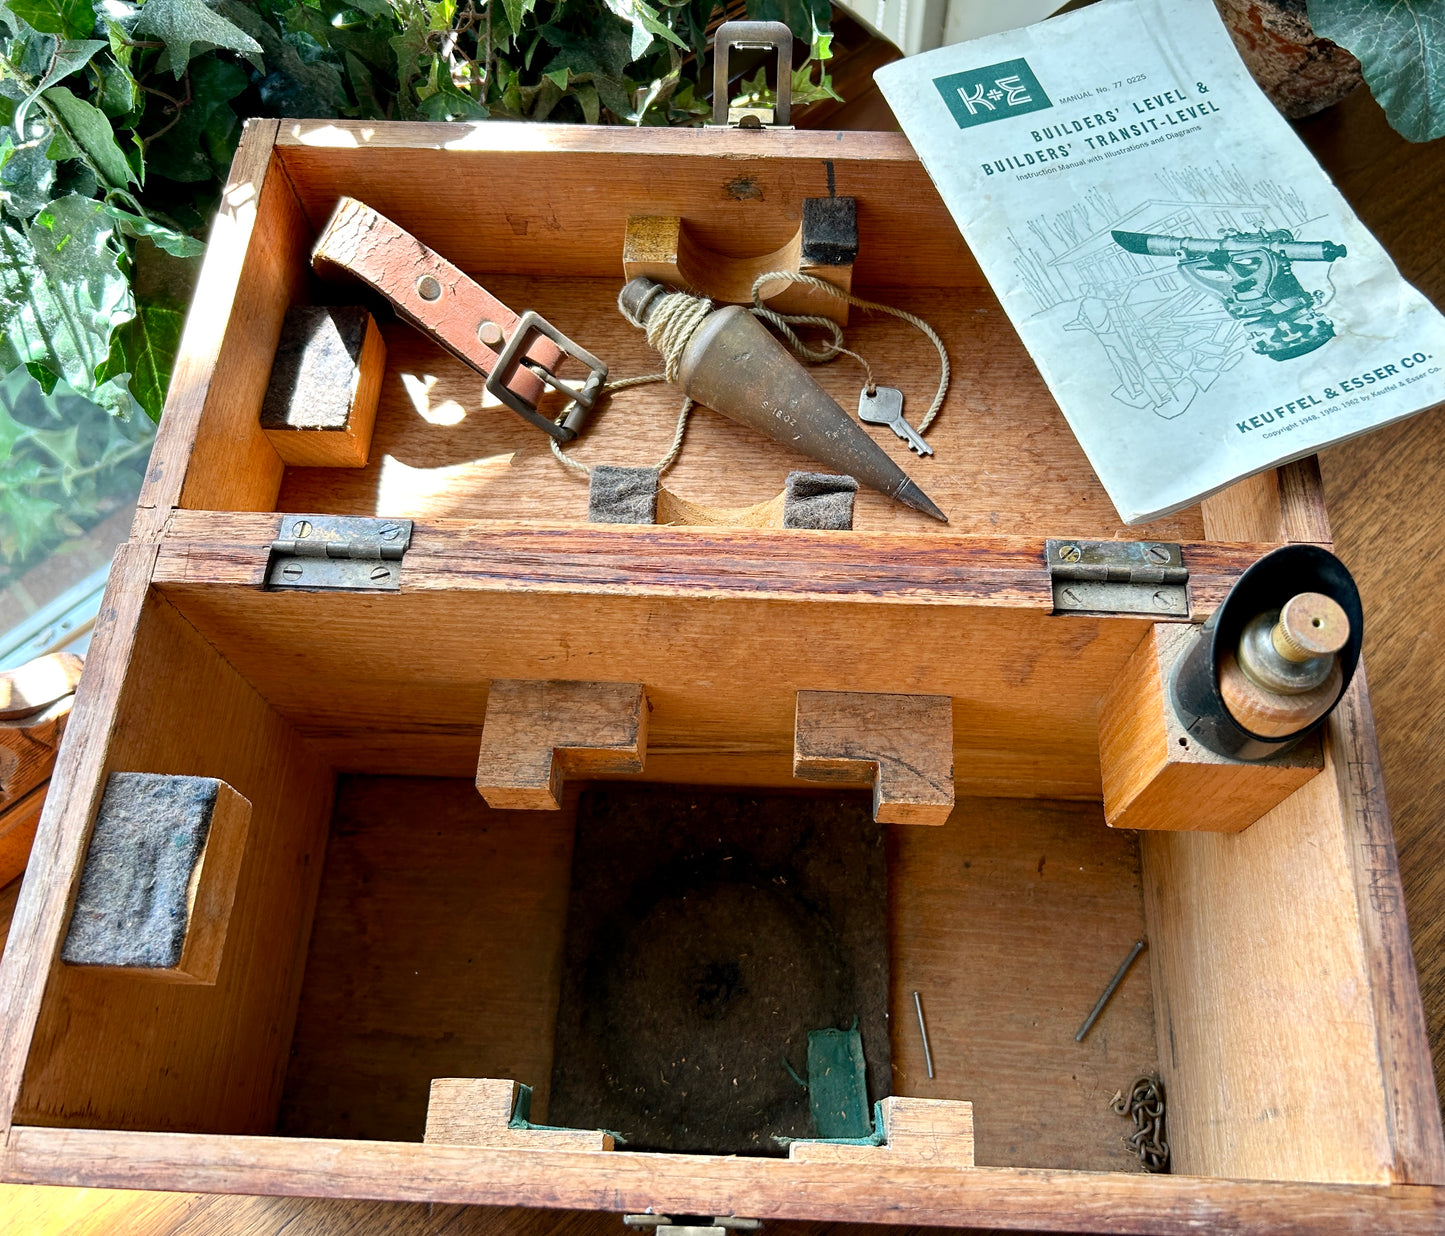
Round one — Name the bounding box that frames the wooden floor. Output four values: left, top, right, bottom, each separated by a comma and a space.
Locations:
2, 68, 1445, 1236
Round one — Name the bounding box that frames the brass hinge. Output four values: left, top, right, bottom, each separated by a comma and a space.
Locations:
266, 515, 413, 592
625, 1217, 762, 1236
1046, 539, 1188, 618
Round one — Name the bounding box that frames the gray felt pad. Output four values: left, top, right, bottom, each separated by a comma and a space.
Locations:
261, 305, 368, 430
61, 772, 220, 969
783, 471, 857, 530
588, 465, 660, 524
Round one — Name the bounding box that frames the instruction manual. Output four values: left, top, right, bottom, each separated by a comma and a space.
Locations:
875, 0, 1445, 524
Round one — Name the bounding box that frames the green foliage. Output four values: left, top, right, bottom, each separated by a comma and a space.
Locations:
1308, 0, 1445, 142
0, 0, 837, 578
0, 364, 150, 563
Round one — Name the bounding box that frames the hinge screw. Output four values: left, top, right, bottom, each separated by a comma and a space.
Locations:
1058, 544, 1082, 562
1146, 545, 1171, 564
378, 524, 404, 541
370, 565, 391, 583
293, 519, 312, 538
1153, 590, 1174, 609
282, 563, 303, 580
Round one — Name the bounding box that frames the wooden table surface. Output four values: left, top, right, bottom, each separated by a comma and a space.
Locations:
2, 75, 1444, 1236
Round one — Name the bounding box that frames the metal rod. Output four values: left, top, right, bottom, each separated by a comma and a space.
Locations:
1075, 939, 1148, 1043
913, 990, 934, 1079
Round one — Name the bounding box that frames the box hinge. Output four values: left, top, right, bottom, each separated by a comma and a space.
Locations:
626, 1218, 762, 1236
1046, 539, 1188, 618
266, 515, 413, 592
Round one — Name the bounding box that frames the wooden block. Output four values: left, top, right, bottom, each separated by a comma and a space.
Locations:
1099, 625, 1323, 833
424, 1078, 613, 1151
260, 305, 385, 468
793, 690, 954, 825
0, 694, 71, 813
788, 1096, 975, 1165
623, 213, 854, 324
0, 781, 46, 889
476, 680, 648, 810
0, 653, 82, 721
60, 774, 252, 985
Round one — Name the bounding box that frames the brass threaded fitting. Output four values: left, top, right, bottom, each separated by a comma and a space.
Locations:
1272, 592, 1350, 664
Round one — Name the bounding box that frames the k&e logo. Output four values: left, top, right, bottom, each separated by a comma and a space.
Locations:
933, 57, 1052, 129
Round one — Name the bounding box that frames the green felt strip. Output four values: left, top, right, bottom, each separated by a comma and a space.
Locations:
806, 1025, 873, 1139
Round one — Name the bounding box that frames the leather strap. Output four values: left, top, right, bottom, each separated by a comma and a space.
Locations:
312, 196, 564, 409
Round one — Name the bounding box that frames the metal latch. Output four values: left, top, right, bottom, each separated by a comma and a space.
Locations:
626, 1217, 762, 1236
712, 20, 794, 128
266, 515, 413, 592
1046, 539, 1188, 617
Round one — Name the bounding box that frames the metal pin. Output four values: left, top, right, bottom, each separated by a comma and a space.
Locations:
1075, 939, 1147, 1043
913, 990, 934, 1079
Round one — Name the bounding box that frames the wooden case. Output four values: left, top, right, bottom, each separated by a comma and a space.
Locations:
0, 119, 1440, 1234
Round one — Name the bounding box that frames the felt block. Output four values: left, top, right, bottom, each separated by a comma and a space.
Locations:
261, 305, 384, 467
807, 1025, 872, 1138
61, 772, 251, 983
801, 197, 859, 266
587, 465, 660, 524
783, 471, 857, 530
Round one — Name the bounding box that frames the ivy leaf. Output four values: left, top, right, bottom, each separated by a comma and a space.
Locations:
42, 84, 137, 188
133, 0, 265, 79
102, 204, 204, 256
145, 56, 247, 182
7, 0, 93, 39
215, 0, 346, 116
603, 0, 685, 60
502, 0, 536, 44
11, 36, 105, 134
0, 366, 152, 566
574, 79, 600, 124
94, 55, 140, 118
1308, 0, 1445, 142
96, 299, 182, 420
0, 194, 134, 407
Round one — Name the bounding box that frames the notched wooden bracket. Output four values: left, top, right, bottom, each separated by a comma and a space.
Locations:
61, 773, 252, 985
1098, 625, 1323, 833
793, 690, 954, 825
623, 205, 856, 325
425, 1078, 615, 1150
788, 1096, 975, 1165
475, 680, 649, 810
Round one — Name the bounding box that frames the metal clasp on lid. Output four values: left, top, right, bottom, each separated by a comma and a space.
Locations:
486, 309, 608, 442
711, 20, 794, 128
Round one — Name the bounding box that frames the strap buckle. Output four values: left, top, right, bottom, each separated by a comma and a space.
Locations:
486, 310, 608, 442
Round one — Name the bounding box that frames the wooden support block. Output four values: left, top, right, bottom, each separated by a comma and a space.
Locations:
60, 774, 252, 984
0, 780, 46, 888
476, 680, 648, 810
0, 695, 72, 814
1099, 625, 1323, 833
793, 690, 954, 825
0, 652, 82, 721
623, 210, 855, 324
424, 1078, 614, 1151
260, 305, 385, 467
788, 1096, 975, 1165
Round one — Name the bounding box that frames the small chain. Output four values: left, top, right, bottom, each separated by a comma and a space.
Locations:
1111, 1076, 1169, 1173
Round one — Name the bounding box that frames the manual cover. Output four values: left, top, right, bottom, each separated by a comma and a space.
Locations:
875, 0, 1445, 523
